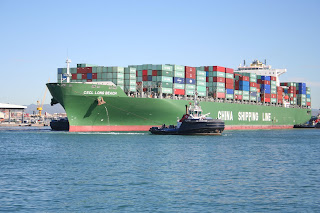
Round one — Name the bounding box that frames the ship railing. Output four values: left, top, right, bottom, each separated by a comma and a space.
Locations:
131, 92, 308, 109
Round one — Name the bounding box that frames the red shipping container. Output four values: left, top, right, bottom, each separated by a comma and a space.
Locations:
142, 70, 148, 76
256, 83, 260, 89
307, 102, 311, 106
77, 67, 83, 73
225, 78, 234, 84
213, 77, 225, 83
225, 68, 234, 74
185, 66, 196, 73
257, 79, 262, 84
257, 88, 261, 93
142, 76, 148, 81
235, 85, 239, 90
143, 88, 147, 92
278, 99, 283, 104
213, 92, 225, 98
186, 73, 196, 79
236, 95, 243, 100
204, 66, 209, 71
206, 77, 209, 82
271, 76, 277, 81
271, 94, 277, 98
174, 89, 185, 95
250, 82, 256, 87
225, 83, 234, 89
284, 95, 289, 100
72, 74, 77, 80
262, 80, 270, 85
235, 80, 239, 85
152, 70, 157, 76
290, 97, 294, 101
92, 73, 97, 79
239, 76, 249, 81
87, 79, 92, 82
85, 67, 92, 73
82, 73, 87, 79
261, 93, 271, 98
261, 98, 271, 103
136, 71, 138, 77
293, 93, 296, 97
277, 86, 283, 92
213, 66, 225, 72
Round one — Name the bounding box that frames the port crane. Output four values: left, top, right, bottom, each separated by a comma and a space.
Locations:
37, 80, 49, 116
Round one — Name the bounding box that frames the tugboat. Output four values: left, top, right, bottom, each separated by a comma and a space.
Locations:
294, 114, 320, 128
149, 96, 225, 135
50, 117, 69, 131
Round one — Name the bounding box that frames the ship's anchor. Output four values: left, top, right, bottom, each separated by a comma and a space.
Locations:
97, 96, 106, 105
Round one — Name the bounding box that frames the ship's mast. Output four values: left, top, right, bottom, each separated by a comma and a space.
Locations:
66, 58, 72, 83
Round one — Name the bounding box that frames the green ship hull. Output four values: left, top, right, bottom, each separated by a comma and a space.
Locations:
47, 83, 311, 132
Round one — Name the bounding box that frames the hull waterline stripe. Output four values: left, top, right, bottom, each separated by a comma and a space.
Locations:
69, 125, 293, 132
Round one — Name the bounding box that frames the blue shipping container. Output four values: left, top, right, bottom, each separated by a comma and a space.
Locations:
239, 85, 249, 91
261, 88, 271, 94
307, 94, 311, 98
261, 76, 271, 81
261, 84, 271, 90
87, 73, 92, 79
148, 75, 152, 81
173, 77, 185, 84
239, 81, 250, 87
57, 68, 62, 74
250, 92, 257, 97
185, 78, 196, 84
226, 89, 234, 94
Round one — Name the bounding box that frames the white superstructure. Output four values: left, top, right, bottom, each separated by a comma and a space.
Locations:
236, 60, 286, 86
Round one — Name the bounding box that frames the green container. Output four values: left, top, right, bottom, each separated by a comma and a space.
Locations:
271, 85, 277, 90
124, 74, 136, 80
112, 67, 124, 73
271, 81, 277, 86
271, 98, 277, 103
234, 90, 239, 95
157, 76, 173, 83
152, 76, 157, 82
250, 87, 257, 92
124, 80, 136, 86
213, 87, 225, 93
197, 71, 206, 77
213, 82, 225, 87
69, 68, 77, 74
113, 73, 124, 79
225, 73, 234, 79
174, 71, 185, 78
250, 77, 257, 82
226, 94, 234, 99
124, 86, 136, 92
242, 91, 249, 96
307, 98, 311, 102
162, 88, 173, 94
156, 65, 173, 72
242, 72, 257, 78
213, 72, 225, 78
185, 84, 195, 90
207, 77, 213, 82
147, 70, 152, 75
158, 70, 173, 77
185, 90, 195, 96
243, 95, 250, 100
197, 86, 206, 92
297, 94, 306, 98
197, 76, 206, 81
198, 91, 206, 97
124, 67, 136, 74
197, 81, 206, 86
77, 74, 82, 79
170, 65, 184, 72
112, 79, 124, 85
250, 96, 257, 101
174, 84, 185, 89
271, 89, 277, 94
162, 82, 173, 88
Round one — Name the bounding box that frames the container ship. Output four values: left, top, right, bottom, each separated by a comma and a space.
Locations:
47, 59, 312, 132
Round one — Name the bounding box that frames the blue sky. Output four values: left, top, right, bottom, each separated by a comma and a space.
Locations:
1, 0, 319, 109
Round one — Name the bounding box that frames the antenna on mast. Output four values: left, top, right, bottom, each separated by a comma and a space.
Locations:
244, 60, 246, 66
265, 59, 267, 65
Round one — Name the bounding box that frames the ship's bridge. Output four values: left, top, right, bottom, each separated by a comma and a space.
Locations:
236, 60, 286, 86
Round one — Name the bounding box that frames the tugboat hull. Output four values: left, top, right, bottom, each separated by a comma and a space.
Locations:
149, 119, 225, 135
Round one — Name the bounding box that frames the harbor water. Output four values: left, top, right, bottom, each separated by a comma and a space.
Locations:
0, 128, 320, 212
